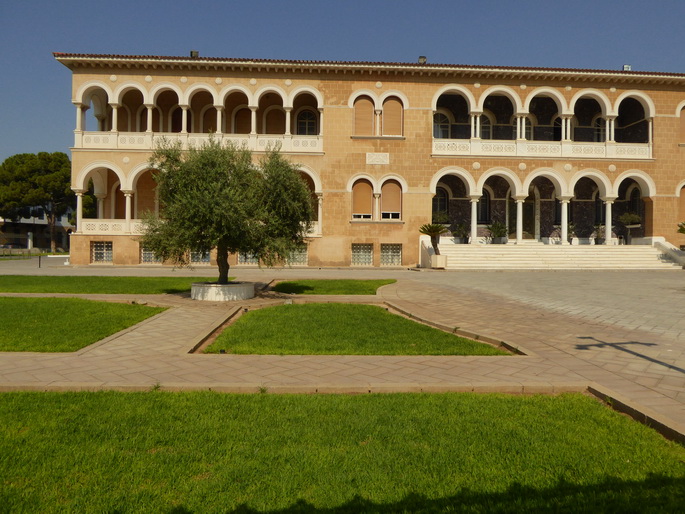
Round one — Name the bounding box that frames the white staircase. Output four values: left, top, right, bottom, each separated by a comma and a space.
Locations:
437, 241, 682, 270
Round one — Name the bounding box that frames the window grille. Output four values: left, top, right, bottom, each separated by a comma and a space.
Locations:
190, 251, 210, 264
91, 241, 113, 263
287, 247, 308, 266
140, 247, 161, 264
380, 244, 402, 266
351, 243, 373, 266
238, 253, 259, 265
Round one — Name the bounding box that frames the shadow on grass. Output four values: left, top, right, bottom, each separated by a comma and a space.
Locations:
165, 474, 685, 513
272, 283, 315, 295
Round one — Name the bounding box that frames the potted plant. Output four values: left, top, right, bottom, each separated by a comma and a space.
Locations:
419, 223, 450, 268
619, 212, 641, 245
679, 221, 685, 234
452, 223, 470, 244
486, 221, 507, 244
593, 224, 605, 245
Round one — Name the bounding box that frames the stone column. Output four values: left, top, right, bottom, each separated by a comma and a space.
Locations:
123, 191, 133, 232
110, 103, 119, 132
516, 198, 524, 243
607, 115, 616, 142
75, 103, 84, 131
95, 194, 106, 219
284, 107, 292, 136
560, 198, 570, 245
74, 191, 84, 233
181, 105, 189, 133
316, 193, 323, 235
250, 106, 257, 135
604, 199, 614, 244
470, 197, 479, 243
375, 109, 382, 136
318, 108, 324, 136
373, 193, 381, 221
145, 104, 154, 132
215, 105, 224, 134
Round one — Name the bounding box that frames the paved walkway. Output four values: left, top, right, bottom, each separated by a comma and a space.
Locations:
0, 259, 684, 439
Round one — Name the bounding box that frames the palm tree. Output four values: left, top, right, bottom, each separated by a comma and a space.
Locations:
419, 223, 449, 255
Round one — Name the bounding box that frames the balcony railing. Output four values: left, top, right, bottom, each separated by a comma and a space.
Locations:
75, 132, 324, 154
432, 139, 652, 160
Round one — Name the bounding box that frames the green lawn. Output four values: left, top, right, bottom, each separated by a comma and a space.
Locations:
1, 392, 683, 512
0, 298, 165, 352
205, 303, 508, 355
272, 279, 396, 295
0, 275, 218, 294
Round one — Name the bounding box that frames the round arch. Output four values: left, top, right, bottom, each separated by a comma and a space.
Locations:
569, 89, 613, 116
675, 179, 685, 196
378, 173, 409, 192
524, 87, 570, 115
75, 81, 113, 105
429, 166, 476, 196
148, 83, 184, 105
112, 83, 146, 104
348, 89, 379, 109
288, 86, 324, 109
477, 86, 523, 114
569, 169, 612, 198
379, 90, 410, 109
614, 91, 655, 118
74, 161, 126, 192
128, 163, 160, 191
522, 167, 568, 197
477, 167, 524, 197
346, 173, 378, 193
254, 85, 287, 105
183, 83, 219, 105
218, 84, 253, 105
613, 169, 657, 198
296, 165, 322, 193
675, 100, 685, 117
431, 84, 477, 112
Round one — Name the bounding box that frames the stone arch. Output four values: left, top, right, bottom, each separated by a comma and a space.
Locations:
676, 179, 685, 197
524, 87, 569, 115
75, 81, 113, 105
431, 85, 477, 112
75, 161, 125, 192
614, 91, 655, 119
522, 167, 567, 197
569, 89, 613, 116
477, 86, 523, 114
347, 173, 378, 193
569, 169, 612, 198
429, 166, 476, 196
296, 165, 322, 193
112, 83, 146, 104
254, 85, 288, 106
613, 169, 656, 198
183, 83, 219, 105
379, 90, 409, 109
288, 86, 323, 109
476, 167, 523, 197
218, 85, 253, 105
379, 173, 408, 192
149, 83, 184, 105
348, 89, 379, 109
128, 162, 159, 191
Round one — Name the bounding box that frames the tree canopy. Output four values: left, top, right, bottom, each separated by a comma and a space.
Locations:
0, 152, 73, 251
142, 139, 314, 284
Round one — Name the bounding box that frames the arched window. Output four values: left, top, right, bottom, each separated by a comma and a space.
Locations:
382, 97, 403, 136
381, 180, 402, 219
477, 190, 491, 223
432, 187, 449, 217
629, 187, 642, 216
354, 96, 375, 136
480, 115, 492, 139
352, 179, 373, 219
234, 107, 251, 134
433, 113, 450, 139
296, 110, 317, 135
680, 108, 685, 142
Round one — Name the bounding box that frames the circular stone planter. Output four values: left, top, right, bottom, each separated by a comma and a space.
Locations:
191, 282, 255, 301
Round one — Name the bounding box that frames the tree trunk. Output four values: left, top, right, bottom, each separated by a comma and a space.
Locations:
48, 213, 57, 253
431, 235, 441, 255
216, 244, 230, 284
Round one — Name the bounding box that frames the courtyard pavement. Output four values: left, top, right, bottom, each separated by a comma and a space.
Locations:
1, 257, 684, 440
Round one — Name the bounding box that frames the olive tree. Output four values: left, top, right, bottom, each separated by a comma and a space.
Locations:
142, 139, 313, 284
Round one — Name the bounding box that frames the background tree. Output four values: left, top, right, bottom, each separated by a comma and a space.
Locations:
142, 139, 313, 284
0, 152, 73, 251
678, 222, 685, 234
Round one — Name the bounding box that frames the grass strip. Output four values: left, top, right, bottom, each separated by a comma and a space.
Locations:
0, 275, 218, 294
206, 303, 508, 355
1, 391, 683, 512
272, 279, 396, 295
0, 298, 165, 352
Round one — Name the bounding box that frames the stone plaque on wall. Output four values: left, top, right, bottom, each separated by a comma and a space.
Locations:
366, 152, 389, 165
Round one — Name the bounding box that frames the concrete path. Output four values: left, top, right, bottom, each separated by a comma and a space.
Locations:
0, 258, 684, 439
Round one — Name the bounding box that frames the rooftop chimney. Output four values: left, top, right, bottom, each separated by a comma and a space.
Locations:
418, 56, 427, 64
190, 50, 199, 58
623, 64, 632, 71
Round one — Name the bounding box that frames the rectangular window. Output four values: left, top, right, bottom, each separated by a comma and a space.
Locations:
140, 247, 161, 264
287, 247, 308, 266
380, 244, 402, 266
90, 241, 113, 263
238, 253, 259, 265
190, 251, 211, 264
381, 212, 400, 220
351, 243, 373, 266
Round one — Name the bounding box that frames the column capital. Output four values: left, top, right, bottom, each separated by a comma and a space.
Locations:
122, 190, 134, 196
601, 196, 618, 203
214, 104, 225, 111
514, 195, 527, 203
557, 196, 573, 203
108, 102, 121, 108
469, 195, 481, 202
179, 104, 190, 110
72, 189, 86, 195
144, 103, 154, 109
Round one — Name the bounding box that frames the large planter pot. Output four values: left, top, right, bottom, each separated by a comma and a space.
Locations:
492, 237, 507, 245
594, 238, 605, 245
453, 237, 469, 244
430, 254, 447, 269
191, 282, 255, 301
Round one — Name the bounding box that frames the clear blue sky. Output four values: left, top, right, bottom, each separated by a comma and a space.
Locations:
1, 0, 684, 162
